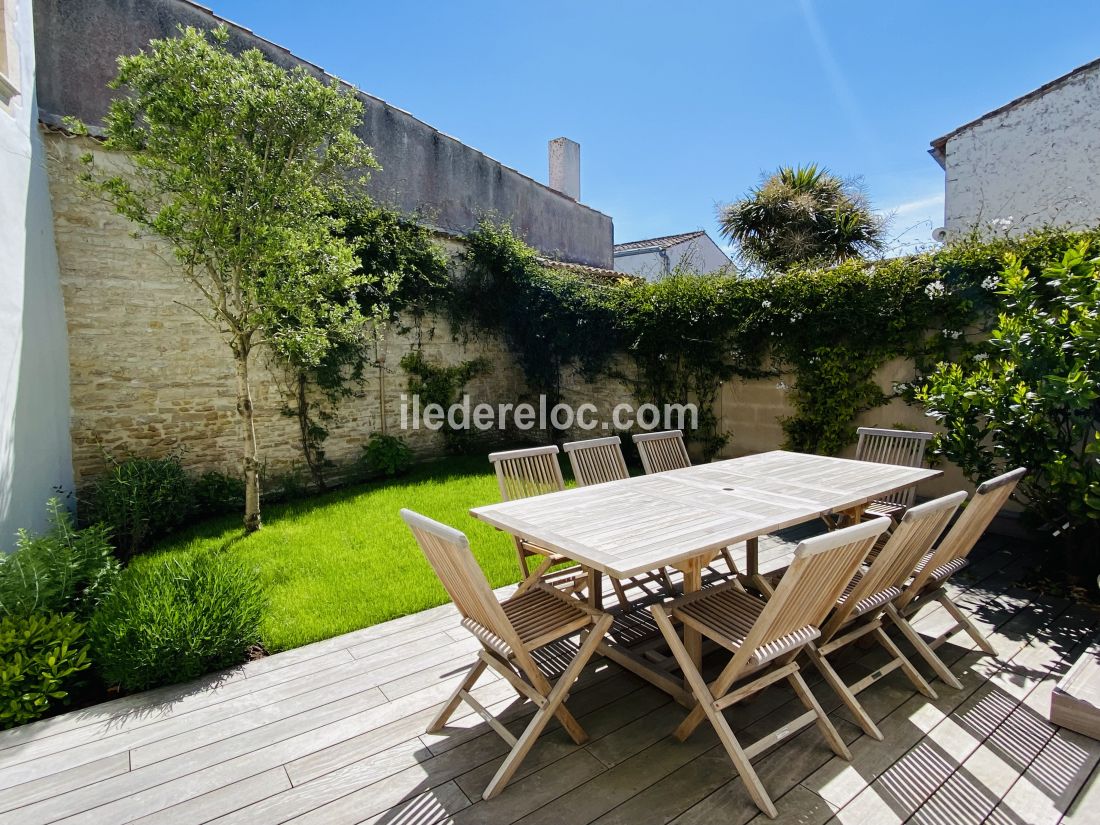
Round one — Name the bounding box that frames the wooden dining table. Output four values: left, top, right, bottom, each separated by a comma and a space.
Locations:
469, 449, 941, 704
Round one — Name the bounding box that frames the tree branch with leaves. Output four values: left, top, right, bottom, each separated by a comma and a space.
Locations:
70, 25, 377, 532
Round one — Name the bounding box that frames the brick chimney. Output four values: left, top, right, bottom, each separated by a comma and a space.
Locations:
548, 137, 580, 201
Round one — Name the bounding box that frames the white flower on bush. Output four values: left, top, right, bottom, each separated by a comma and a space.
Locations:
942, 329, 962, 340
761, 299, 772, 309
981, 275, 999, 290
989, 216, 1014, 231
974, 352, 989, 362
924, 281, 946, 299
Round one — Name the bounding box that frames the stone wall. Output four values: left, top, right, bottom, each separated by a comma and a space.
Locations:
715, 357, 973, 499
46, 134, 532, 488
48, 131, 973, 503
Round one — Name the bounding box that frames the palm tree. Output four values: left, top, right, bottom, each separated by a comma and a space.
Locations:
719, 164, 886, 273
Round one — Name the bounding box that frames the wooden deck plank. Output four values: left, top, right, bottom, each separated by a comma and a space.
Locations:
1060, 757, 1100, 824
0, 753, 129, 814
125, 767, 292, 825
205, 671, 632, 825
823, 597, 1092, 824
0, 534, 1095, 825
0, 633, 478, 793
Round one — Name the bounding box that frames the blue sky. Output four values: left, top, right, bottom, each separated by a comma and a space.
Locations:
213, 0, 1100, 257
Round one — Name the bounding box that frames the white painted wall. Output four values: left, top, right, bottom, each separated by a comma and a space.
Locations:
613, 248, 668, 279
943, 63, 1100, 236
0, 0, 73, 546
665, 235, 734, 275
614, 233, 732, 281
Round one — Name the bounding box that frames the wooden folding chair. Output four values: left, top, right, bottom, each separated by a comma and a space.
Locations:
885, 468, 1027, 687
563, 436, 675, 608
853, 426, 934, 523
797, 491, 967, 740
631, 430, 741, 580
649, 518, 891, 818
632, 429, 691, 474
488, 445, 585, 593
401, 509, 613, 800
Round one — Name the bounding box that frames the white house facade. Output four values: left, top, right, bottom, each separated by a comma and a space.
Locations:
0, 0, 73, 543
930, 57, 1100, 238
613, 230, 733, 280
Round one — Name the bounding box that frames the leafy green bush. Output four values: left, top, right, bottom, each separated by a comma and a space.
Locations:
358, 433, 414, 478
86, 453, 194, 556
192, 471, 246, 517
0, 500, 118, 619
89, 551, 264, 692
454, 220, 1100, 457
919, 242, 1100, 565
0, 612, 91, 729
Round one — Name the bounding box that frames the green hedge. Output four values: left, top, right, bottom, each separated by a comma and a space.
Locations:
447, 221, 1100, 457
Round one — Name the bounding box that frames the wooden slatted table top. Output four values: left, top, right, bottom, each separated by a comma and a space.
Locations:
470, 450, 942, 579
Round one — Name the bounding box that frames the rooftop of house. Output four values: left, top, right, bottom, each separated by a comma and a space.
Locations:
929, 55, 1100, 167
613, 230, 708, 254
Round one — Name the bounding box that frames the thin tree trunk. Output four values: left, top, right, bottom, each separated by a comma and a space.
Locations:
296, 371, 327, 490
234, 345, 262, 533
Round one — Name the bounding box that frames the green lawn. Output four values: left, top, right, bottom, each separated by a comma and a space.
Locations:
148, 456, 526, 652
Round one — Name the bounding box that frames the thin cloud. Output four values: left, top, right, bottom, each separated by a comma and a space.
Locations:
798, 0, 880, 159
886, 192, 945, 217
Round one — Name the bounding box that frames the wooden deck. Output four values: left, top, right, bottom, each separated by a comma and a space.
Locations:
0, 529, 1097, 825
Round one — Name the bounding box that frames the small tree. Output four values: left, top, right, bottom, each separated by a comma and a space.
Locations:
918, 243, 1100, 571
72, 26, 377, 532
719, 164, 885, 272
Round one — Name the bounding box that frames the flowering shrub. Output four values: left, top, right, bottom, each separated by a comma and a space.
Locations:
919, 242, 1100, 563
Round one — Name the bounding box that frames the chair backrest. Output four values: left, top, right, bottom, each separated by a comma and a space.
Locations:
632, 430, 691, 474
855, 427, 934, 507
563, 436, 629, 486
400, 509, 522, 655
733, 519, 890, 672
822, 491, 967, 640
904, 467, 1026, 600
488, 445, 565, 502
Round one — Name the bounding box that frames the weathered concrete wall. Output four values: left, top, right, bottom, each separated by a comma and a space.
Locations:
0, 0, 73, 545
33, 0, 614, 268
943, 63, 1100, 237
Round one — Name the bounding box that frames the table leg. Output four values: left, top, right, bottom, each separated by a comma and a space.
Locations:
745, 536, 759, 577
743, 535, 773, 594
680, 557, 705, 676
588, 569, 603, 610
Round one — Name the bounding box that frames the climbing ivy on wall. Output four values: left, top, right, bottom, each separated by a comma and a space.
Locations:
449, 221, 620, 409
451, 220, 1100, 457
276, 197, 451, 488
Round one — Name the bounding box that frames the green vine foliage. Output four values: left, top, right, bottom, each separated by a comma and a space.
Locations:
453, 220, 1100, 459
918, 242, 1100, 562
400, 351, 491, 453
450, 221, 620, 409
277, 197, 450, 489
